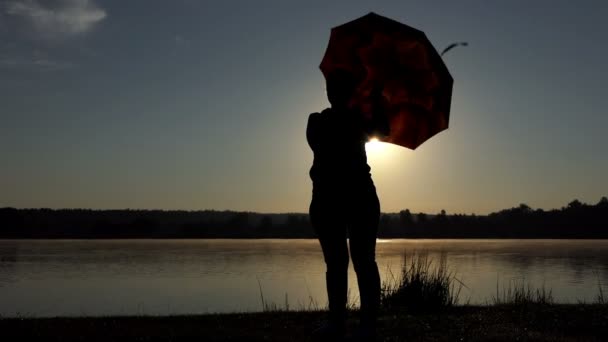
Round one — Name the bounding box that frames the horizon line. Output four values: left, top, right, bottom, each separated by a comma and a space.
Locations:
2, 196, 606, 216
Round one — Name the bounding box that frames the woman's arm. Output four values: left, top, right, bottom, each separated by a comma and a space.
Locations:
364, 86, 390, 139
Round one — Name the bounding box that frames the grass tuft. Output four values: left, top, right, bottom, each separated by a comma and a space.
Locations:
491, 278, 554, 306
597, 277, 606, 305
380, 251, 464, 313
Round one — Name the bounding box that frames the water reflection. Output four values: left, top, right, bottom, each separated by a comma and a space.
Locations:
0, 239, 607, 316
0, 242, 18, 287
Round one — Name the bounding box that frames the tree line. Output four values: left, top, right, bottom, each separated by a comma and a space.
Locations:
0, 197, 606, 239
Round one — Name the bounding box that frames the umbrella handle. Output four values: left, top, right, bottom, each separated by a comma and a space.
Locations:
365, 86, 390, 138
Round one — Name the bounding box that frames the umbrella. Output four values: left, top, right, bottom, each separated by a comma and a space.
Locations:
320, 12, 453, 150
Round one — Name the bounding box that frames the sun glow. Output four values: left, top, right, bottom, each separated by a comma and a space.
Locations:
365, 137, 385, 154
365, 136, 409, 167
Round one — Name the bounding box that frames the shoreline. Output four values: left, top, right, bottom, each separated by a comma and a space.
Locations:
2, 304, 607, 341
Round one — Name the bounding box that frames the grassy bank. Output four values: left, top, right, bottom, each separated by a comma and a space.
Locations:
2, 304, 607, 341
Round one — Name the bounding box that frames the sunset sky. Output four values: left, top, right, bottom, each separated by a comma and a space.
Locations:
1, 0, 607, 214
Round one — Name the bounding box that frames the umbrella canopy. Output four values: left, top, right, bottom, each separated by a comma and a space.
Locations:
320, 12, 453, 150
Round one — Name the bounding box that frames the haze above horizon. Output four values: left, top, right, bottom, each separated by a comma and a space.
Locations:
1, 0, 607, 214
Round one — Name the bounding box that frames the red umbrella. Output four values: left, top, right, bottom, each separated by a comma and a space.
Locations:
320, 12, 453, 150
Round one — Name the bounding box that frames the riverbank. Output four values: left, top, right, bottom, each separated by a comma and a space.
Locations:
2, 304, 607, 341
3, 200, 608, 239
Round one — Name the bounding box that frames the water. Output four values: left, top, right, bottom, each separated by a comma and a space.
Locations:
1, 239, 607, 317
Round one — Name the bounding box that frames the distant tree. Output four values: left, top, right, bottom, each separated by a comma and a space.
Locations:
380, 214, 391, 226
259, 216, 273, 228
3, 202, 608, 239
567, 199, 583, 209
286, 214, 298, 227
399, 209, 413, 227
283, 214, 312, 237
252, 216, 272, 237
518, 203, 532, 213
378, 214, 395, 237
227, 212, 250, 236
432, 210, 449, 234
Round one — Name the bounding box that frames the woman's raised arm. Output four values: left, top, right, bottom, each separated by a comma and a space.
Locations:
364, 86, 390, 139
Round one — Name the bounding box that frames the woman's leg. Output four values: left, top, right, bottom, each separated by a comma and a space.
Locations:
319, 229, 349, 327
348, 189, 381, 334
310, 196, 349, 332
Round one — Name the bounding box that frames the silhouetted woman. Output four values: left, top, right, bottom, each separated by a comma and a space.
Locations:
307, 69, 389, 341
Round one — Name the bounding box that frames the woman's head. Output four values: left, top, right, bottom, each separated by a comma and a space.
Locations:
325, 68, 362, 109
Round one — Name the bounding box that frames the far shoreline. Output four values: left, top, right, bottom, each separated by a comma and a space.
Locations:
3, 200, 608, 239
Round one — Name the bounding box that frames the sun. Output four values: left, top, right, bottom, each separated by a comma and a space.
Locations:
365, 137, 385, 154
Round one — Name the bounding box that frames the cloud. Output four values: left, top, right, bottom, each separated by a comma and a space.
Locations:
4, 0, 106, 40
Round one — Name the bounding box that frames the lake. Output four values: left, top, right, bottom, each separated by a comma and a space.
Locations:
1, 239, 607, 317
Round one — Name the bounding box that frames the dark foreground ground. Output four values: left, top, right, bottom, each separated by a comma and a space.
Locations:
1, 305, 607, 341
